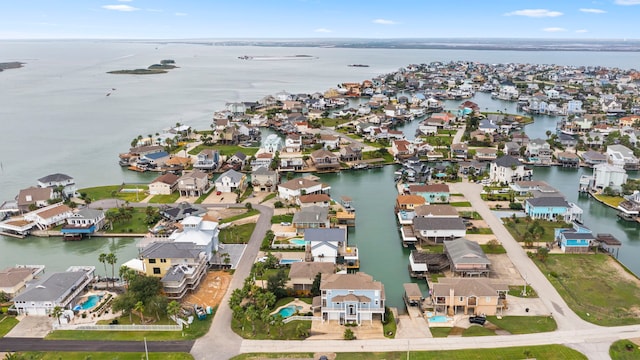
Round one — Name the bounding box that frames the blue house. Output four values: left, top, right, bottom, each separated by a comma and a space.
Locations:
320, 272, 385, 325
524, 196, 583, 223
554, 223, 594, 253
61, 209, 106, 238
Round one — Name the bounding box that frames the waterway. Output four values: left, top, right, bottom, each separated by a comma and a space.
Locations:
2, 42, 640, 308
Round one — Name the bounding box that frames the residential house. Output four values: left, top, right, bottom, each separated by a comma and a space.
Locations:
0, 266, 45, 300
431, 278, 508, 316
251, 167, 278, 192
16, 187, 53, 212
319, 135, 340, 150
170, 216, 219, 261
526, 139, 552, 166
607, 144, 639, 170
409, 184, 450, 204
320, 272, 385, 325
391, 140, 415, 159
557, 152, 580, 168
263, 134, 283, 153
160, 202, 207, 222
339, 144, 363, 162
284, 134, 302, 153
581, 150, 607, 167
450, 143, 468, 160
444, 238, 491, 277
214, 169, 246, 194
251, 152, 273, 171
289, 262, 335, 292
177, 170, 210, 197
278, 177, 330, 201
509, 181, 558, 196
504, 142, 521, 157
524, 197, 583, 222
141, 151, 170, 168
558, 133, 577, 148
414, 204, 459, 218
280, 157, 305, 171
413, 217, 466, 243
310, 149, 341, 171
592, 163, 627, 191
149, 173, 180, 195
474, 148, 498, 162
24, 203, 73, 230
13, 266, 95, 315
193, 149, 220, 171
305, 228, 347, 263
298, 194, 331, 208
293, 206, 330, 234
395, 195, 426, 212
478, 119, 499, 134
139, 242, 208, 300
61, 208, 106, 236
512, 132, 530, 146
554, 223, 595, 254
37, 173, 77, 198
227, 151, 248, 169
490, 155, 531, 184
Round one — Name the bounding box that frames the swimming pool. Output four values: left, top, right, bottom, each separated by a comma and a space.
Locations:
428, 315, 451, 323
74, 294, 102, 311
289, 239, 307, 246
277, 305, 302, 318
279, 259, 303, 265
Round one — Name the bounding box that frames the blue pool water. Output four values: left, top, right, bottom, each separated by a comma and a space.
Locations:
289, 239, 307, 246
565, 239, 587, 246
277, 305, 302, 318
75, 295, 102, 311
279, 259, 303, 265
429, 315, 450, 323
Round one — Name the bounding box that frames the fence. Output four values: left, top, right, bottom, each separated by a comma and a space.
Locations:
282, 316, 321, 324
65, 324, 181, 331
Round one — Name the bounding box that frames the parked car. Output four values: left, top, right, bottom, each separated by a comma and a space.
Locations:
469, 315, 486, 325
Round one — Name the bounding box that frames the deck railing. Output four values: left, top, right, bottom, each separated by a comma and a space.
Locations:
283, 315, 321, 324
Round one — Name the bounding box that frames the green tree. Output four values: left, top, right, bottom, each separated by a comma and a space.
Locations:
343, 328, 356, 340
311, 272, 322, 296
106, 253, 118, 288
128, 275, 163, 304
273, 314, 285, 338
119, 265, 137, 288
98, 253, 108, 279
522, 231, 534, 248
267, 268, 288, 299
537, 247, 550, 262
166, 300, 182, 321
134, 301, 145, 324
148, 294, 168, 321
51, 306, 63, 325
112, 292, 137, 322
245, 305, 259, 335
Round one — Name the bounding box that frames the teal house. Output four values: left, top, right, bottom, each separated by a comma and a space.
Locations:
554, 223, 594, 253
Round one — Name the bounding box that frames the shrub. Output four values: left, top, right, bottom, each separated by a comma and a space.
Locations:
274, 201, 284, 208
343, 328, 356, 340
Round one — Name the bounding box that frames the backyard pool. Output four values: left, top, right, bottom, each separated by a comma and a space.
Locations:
74, 294, 103, 311
428, 315, 452, 323
279, 259, 303, 265
277, 305, 303, 318
289, 239, 307, 246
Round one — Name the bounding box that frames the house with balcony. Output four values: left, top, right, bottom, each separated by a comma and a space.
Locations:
490, 155, 531, 184
280, 157, 305, 171
24, 203, 73, 230
284, 134, 302, 153
214, 169, 246, 194
413, 217, 466, 243
298, 194, 331, 208
149, 173, 180, 195
526, 139, 552, 166
251, 152, 273, 171
13, 266, 95, 315
293, 206, 330, 235
169, 216, 219, 261
37, 173, 77, 199
509, 181, 558, 196
339, 144, 363, 162
305, 228, 347, 264
450, 143, 468, 160
262, 134, 283, 153
524, 197, 583, 223
409, 184, 450, 204
251, 167, 278, 192
607, 144, 639, 170
554, 223, 595, 253
61, 208, 105, 236
444, 238, 491, 277
431, 278, 508, 316
177, 170, 210, 197
390, 140, 415, 159
319, 272, 385, 325
139, 241, 208, 300
581, 150, 607, 167
414, 204, 459, 219
310, 149, 341, 171
395, 195, 426, 213
278, 177, 331, 201
591, 163, 628, 191
475, 147, 498, 162
557, 152, 580, 168
193, 149, 220, 171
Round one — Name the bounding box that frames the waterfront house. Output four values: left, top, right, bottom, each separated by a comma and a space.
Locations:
263, 134, 283, 153
557, 152, 580, 168
16, 187, 53, 212
443, 238, 491, 277
293, 206, 330, 235
413, 217, 466, 243
149, 173, 180, 195
524, 197, 583, 222
607, 144, 639, 170
591, 163, 628, 191
320, 272, 385, 325
169, 216, 219, 261
409, 250, 449, 278
13, 266, 95, 316
305, 228, 347, 264
160, 202, 207, 222
251, 167, 278, 192
298, 194, 331, 208
23, 203, 73, 230
474, 147, 498, 162
391, 140, 415, 159
504, 142, 521, 157
215, 169, 246, 194
409, 184, 450, 204
554, 223, 595, 253
278, 177, 330, 201
0, 265, 45, 300
37, 173, 77, 199
431, 278, 507, 316
61, 208, 106, 236
141, 151, 170, 168
450, 143, 468, 160
227, 151, 248, 169
581, 150, 607, 167
139, 241, 208, 300
193, 149, 220, 171
339, 144, 363, 162
288, 262, 335, 292
251, 152, 273, 171
395, 195, 426, 212
414, 204, 459, 218
319, 134, 340, 150
489, 155, 531, 184
458, 161, 484, 176
310, 149, 341, 171
509, 181, 558, 196
177, 170, 210, 197
478, 119, 499, 134
284, 134, 302, 153
526, 139, 552, 166
558, 133, 578, 148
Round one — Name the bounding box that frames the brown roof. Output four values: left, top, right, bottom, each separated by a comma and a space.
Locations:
289, 262, 335, 282
310, 149, 338, 158
165, 156, 192, 166
257, 153, 273, 159
279, 178, 321, 191
410, 184, 449, 193
17, 187, 52, 206
0, 267, 38, 288
431, 278, 508, 297
152, 173, 180, 185
396, 195, 426, 205
299, 194, 331, 203
181, 170, 208, 180
414, 205, 458, 217
34, 204, 72, 219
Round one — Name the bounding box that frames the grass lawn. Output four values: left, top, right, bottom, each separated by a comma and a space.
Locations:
362, 150, 394, 163
508, 285, 538, 298
194, 187, 214, 204
188, 144, 259, 157
467, 227, 493, 235
450, 201, 472, 207
316, 117, 352, 128
459, 211, 483, 220
486, 315, 556, 334
271, 214, 294, 224
231, 318, 311, 340
462, 325, 495, 337
47, 314, 212, 341
231, 354, 314, 360
429, 327, 451, 337
148, 191, 180, 204
256, 268, 291, 281
420, 244, 444, 253
220, 209, 260, 224
422, 135, 453, 146
17, 353, 193, 360
534, 254, 640, 326
383, 310, 396, 338
220, 223, 257, 244
480, 244, 506, 254
80, 185, 148, 203
104, 208, 152, 234
594, 194, 624, 208
503, 218, 572, 243
438, 129, 458, 135
331, 345, 586, 359
260, 193, 277, 203
610, 339, 640, 359
0, 314, 19, 337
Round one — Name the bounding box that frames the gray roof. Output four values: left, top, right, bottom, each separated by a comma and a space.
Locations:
217, 169, 244, 183
304, 228, 346, 243
72, 208, 104, 219
493, 155, 522, 168
13, 271, 87, 302
293, 206, 329, 224
161, 202, 207, 221
140, 242, 202, 259
38, 173, 73, 183
561, 232, 596, 240
525, 197, 569, 207
413, 217, 466, 231
582, 150, 607, 161
444, 238, 490, 265
252, 166, 276, 176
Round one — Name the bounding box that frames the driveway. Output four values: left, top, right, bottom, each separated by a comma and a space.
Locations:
4, 316, 52, 338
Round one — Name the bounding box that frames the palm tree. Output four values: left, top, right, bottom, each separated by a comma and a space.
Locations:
106, 253, 118, 288
51, 306, 63, 325
98, 253, 108, 279
134, 301, 145, 324
245, 305, 259, 335
166, 300, 182, 322
273, 314, 285, 338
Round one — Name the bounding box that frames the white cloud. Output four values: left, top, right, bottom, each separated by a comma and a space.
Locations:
314, 28, 332, 33
615, 0, 640, 4
102, 4, 139, 11
575, 29, 589, 33
504, 9, 563, 17
543, 27, 567, 32
117, 0, 133, 2
579, 8, 606, 13
175, 12, 187, 16
372, 19, 398, 25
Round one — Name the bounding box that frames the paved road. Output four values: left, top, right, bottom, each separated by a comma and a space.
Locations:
0, 338, 194, 353
190, 204, 273, 360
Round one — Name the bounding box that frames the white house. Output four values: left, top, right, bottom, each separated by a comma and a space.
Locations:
23, 203, 73, 230
284, 134, 302, 153
149, 173, 180, 195
607, 144, 639, 170
412, 217, 466, 243
170, 216, 219, 261
305, 228, 347, 264
214, 169, 246, 193
37, 173, 77, 198
263, 134, 283, 153
278, 177, 330, 201
490, 155, 531, 184
592, 163, 628, 191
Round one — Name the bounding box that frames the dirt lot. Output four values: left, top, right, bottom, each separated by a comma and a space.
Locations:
183, 271, 232, 308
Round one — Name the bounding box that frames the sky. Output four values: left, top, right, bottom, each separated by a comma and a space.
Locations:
1, 0, 639, 40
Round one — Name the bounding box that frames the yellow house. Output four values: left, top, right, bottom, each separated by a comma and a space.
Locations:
431, 278, 508, 316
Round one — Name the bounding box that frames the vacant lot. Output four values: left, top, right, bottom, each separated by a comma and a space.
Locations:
183, 270, 232, 308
